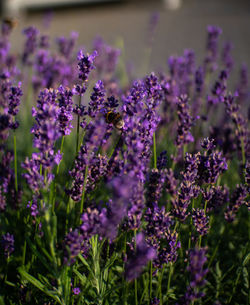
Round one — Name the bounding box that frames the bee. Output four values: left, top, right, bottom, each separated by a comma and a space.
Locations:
2, 18, 18, 29
105, 111, 124, 130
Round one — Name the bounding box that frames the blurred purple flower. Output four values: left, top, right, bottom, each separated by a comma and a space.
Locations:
22, 26, 39, 65
204, 25, 222, 73
125, 232, 156, 281
1, 233, 14, 258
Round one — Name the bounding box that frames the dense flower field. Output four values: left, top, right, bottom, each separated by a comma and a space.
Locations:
0, 15, 249, 305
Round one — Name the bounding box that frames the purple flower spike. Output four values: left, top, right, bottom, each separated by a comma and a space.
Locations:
224, 184, 247, 222
88, 80, 106, 118
8, 82, 23, 117
125, 232, 156, 281
63, 229, 84, 265
179, 247, 208, 304
58, 85, 74, 136
1, 233, 14, 258
221, 41, 234, 72
22, 26, 39, 65
77, 50, 97, 83
204, 25, 222, 73
56, 31, 78, 59
192, 208, 210, 236
176, 95, 195, 148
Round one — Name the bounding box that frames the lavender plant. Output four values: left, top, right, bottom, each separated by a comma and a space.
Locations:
0, 18, 249, 305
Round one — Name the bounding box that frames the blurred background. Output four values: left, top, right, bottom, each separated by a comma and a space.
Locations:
1, 0, 250, 77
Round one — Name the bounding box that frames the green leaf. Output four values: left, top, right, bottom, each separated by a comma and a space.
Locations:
73, 268, 87, 285
78, 254, 94, 277
0, 296, 4, 305
215, 262, 222, 278
26, 236, 53, 273
18, 267, 62, 304
242, 253, 250, 266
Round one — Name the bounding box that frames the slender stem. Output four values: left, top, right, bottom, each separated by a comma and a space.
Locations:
153, 132, 157, 169
65, 197, 71, 234
149, 260, 153, 303
57, 136, 65, 175
76, 96, 81, 154
158, 265, 165, 305
188, 199, 195, 249
199, 195, 209, 248
52, 136, 65, 213
13, 133, 18, 192
166, 263, 173, 304
4, 257, 10, 284
80, 165, 89, 216
134, 229, 138, 305
22, 240, 26, 266
240, 136, 246, 166
122, 233, 127, 305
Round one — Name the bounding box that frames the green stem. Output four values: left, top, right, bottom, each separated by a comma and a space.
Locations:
22, 240, 26, 266
166, 263, 173, 304
188, 199, 195, 249
80, 165, 89, 216
57, 136, 65, 175
240, 136, 246, 166
149, 260, 153, 303
134, 229, 138, 305
65, 197, 71, 234
13, 133, 18, 192
122, 233, 127, 305
52, 136, 65, 213
158, 265, 165, 305
153, 132, 157, 169
76, 96, 81, 154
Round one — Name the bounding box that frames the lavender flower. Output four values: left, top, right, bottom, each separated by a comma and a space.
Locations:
22, 26, 39, 65
68, 118, 109, 201
176, 95, 195, 148
31, 88, 61, 164
39, 35, 50, 49
224, 93, 248, 164
56, 32, 78, 59
145, 205, 180, 268
179, 247, 208, 304
204, 25, 222, 73
92, 37, 120, 77
146, 12, 160, 47
63, 229, 84, 265
236, 63, 249, 104
144, 72, 162, 108
27, 196, 39, 218
165, 168, 178, 197
1, 233, 14, 258
207, 70, 228, 104
8, 82, 22, 116
202, 185, 229, 212
102, 173, 138, 240
172, 153, 200, 221
88, 80, 106, 118
150, 298, 160, 305
146, 168, 167, 208
198, 138, 228, 184
125, 232, 156, 281
77, 50, 97, 87
192, 208, 210, 236
224, 184, 247, 222
22, 155, 44, 193
57, 85, 74, 136
221, 41, 234, 72
0, 187, 6, 211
